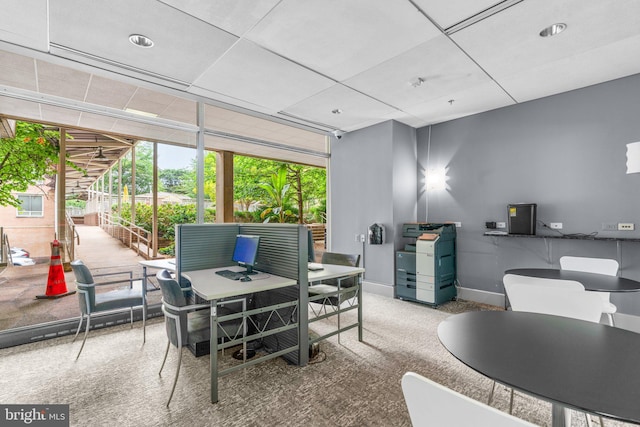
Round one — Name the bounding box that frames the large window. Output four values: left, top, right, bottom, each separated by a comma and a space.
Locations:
16, 194, 43, 217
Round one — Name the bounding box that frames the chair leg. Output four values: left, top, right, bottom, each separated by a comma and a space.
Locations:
72, 315, 84, 342
166, 347, 183, 407
607, 313, 615, 326
509, 389, 514, 414
130, 307, 134, 329
159, 340, 170, 376
142, 303, 147, 344
76, 314, 91, 360
487, 381, 496, 405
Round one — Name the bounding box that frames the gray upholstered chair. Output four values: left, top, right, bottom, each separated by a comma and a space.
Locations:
156, 269, 243, 406
70, 259, 146, 360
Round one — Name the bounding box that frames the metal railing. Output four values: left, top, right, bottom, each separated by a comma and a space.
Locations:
64, 211, 80, 262
99, 212, 153, 259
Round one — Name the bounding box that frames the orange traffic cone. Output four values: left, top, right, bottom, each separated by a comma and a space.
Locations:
36, 239, 76, 299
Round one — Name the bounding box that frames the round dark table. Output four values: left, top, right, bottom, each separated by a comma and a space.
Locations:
504, 268, 640, 292
438, 311, 640, 427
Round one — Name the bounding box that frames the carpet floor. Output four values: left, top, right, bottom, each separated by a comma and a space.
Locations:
0, 293, 634, 427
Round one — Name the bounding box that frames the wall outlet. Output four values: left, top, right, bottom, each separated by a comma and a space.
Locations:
618, 223, 635, 231
602, 223, 618, 231
354, 234, 360, 242
359, 234, 366, 242
497, 222, 506, 229
454, 222, 462, 228
550, 222, 563, 229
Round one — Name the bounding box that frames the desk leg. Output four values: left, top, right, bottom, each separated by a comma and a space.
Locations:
142, 266, 148, 343
358, 273, 363, 342
210, 299, 219, 403
551, 404, 571, 427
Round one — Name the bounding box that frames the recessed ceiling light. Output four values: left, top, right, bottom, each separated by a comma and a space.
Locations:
129, 34, 154, 48
539, 23, 567, 38
331, 109, 342, 115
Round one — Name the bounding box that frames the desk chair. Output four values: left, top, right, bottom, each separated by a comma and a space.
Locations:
559, 256, 619, 326
156, 269, 243, 406
502, 275, 605, 426
401, 372, 536, 427
70, 259, 146, 360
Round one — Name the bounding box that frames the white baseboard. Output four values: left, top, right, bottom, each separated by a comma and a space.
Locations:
362, 280, 394, 298
457, 286, 505, 308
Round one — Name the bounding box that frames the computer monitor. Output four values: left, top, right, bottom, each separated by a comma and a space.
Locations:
232, 234, 260, 274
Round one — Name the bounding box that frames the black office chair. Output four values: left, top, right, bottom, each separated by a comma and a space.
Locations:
70, 259, 146, 360
156, 269, 243, 406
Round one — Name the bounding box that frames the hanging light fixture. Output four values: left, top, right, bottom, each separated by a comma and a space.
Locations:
96, 146, 107, 160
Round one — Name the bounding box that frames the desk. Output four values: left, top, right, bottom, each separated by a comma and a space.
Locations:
438, 311, 640, 427
139, 258, 176, 290
505, 268, 640, 292
183, 266, 297, 403
308, 264, 365, 342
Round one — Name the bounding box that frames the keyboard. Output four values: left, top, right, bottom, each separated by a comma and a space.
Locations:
215, 270, 246, 280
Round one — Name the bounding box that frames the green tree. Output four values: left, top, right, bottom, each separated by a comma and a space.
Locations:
0, 121, 78, 207
285, 164, 326, 223
111, 142, 153, 195
234, 156, 279, 211
159, 168, 193, 195
259, 165, 296, 223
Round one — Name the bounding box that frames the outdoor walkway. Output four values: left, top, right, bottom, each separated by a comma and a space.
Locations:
0, 225, 161, 331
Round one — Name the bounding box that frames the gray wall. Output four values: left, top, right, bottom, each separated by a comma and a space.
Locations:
418, 73, 640, 314
329, 120, 416, 294
329, 73, 640, 314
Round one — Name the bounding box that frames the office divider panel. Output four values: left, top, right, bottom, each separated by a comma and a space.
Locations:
175, 223, 310, 365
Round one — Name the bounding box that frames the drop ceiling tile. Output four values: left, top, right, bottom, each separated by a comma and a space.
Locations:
85, 75, 138, 109
345, 35, 492, 110
0, 96, 41, 119
40, 105, 82, 127
126, 87, 186, 117
0, 51, 37, 91
160, 97, 197, 125
451, 0, 640, 81
49, 0, 238, 83
193, 39, 334, 113
37, 61, 92, 101
0, 0, 48, 51
412, 0, 505, 29
246, 0, 442, 81
502, 34, 640, 103
404, 80, 515, 125
158, 0, 280, 36
77, 112, 119, 133
284, 84, 399, 130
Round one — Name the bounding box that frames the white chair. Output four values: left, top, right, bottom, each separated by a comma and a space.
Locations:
502, 275, 605, 426
401, 372, 536, 427
560, 255, 619, 326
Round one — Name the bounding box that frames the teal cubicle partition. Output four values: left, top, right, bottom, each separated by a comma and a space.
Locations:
174, 223, 311, 365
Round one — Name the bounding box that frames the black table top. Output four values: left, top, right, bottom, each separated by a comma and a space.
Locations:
438, 311, 640, 424
505, 268, 640, 292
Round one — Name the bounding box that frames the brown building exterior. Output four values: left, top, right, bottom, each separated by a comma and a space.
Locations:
0, 183, 56, 259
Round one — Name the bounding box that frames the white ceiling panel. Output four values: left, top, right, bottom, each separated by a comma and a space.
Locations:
0, 96, 41, 119
0, 0, 48, 52
345, 35, 495, 110
452, 0, 640, 81
284, 84, 399, 131
84, 75, 138, 110
0, 51, 37, 91
161, 97, 197, 125
40, 104, 82, 127
502, 34, 640, 103
404, 80, 515, 125
49, 0, 238, 83
36, 61, 92, 102
158, 0, 280, 37
193, 39, 335, 113
413, 0, 504, 29
246, 0, 442, 81
125, 88, 187, 118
